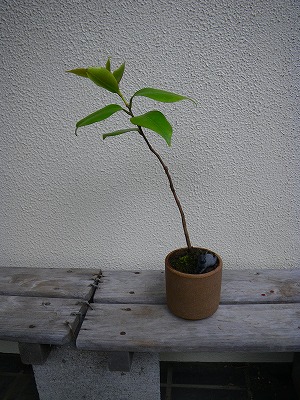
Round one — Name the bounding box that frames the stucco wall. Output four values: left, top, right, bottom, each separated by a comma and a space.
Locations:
1, 0, 299, 271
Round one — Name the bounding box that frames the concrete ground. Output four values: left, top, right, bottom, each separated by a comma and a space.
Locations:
0, 353, 298, 399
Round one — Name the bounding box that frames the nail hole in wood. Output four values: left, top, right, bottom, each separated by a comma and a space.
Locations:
120, 331, 126, 335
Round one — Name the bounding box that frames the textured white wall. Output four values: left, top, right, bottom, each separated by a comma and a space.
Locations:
0, 0, 299, 271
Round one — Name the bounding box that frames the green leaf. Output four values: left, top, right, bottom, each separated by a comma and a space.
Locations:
66, 68, 89, 78
130, 110, 172, 146
87, 67, 120, 93
113, 62, 125, 83
132, 87, 196, 104
75, 104, 123, 134
103, 128, 139, 140
105, 57, 111, 71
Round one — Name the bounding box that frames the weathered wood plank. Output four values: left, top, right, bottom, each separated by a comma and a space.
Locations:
77, 303, 300, 352
0, 267, 101, 299
95, 269, 300, 305
221, 269, 300, 304
0, 296, 89, 345
96, 270, 165, 304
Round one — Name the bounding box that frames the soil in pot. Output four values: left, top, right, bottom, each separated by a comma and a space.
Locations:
169, 247, 218, 275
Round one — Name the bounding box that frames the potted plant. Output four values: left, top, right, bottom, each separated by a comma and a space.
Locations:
67, 57, 222, 320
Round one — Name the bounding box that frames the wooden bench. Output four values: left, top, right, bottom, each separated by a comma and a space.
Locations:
77, 268, 300, 390
0, 267, 299, 399
0, 267, 101, 364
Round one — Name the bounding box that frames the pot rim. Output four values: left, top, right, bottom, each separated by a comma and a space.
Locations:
165, 246, 222, 279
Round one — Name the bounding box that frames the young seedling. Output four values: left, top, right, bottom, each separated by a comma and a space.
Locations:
67, 58, 196, 252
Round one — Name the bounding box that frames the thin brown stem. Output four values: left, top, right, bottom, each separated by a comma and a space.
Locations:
137, 127, 192, 250
120, 92, 192, 250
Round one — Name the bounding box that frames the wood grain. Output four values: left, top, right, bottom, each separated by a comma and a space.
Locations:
0, 296, 88, 344
77, 302, 300, 353
0, 267, 100, 299
95, 269, 300, 305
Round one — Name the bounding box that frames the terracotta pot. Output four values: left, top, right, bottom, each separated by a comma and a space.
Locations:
165, 247, 223, 320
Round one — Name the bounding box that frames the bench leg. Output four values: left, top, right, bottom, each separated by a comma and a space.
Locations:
292, 352, 300, 398
33, 346, 160, 400
18, 343, 51, 365
108, 351, 133, 371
